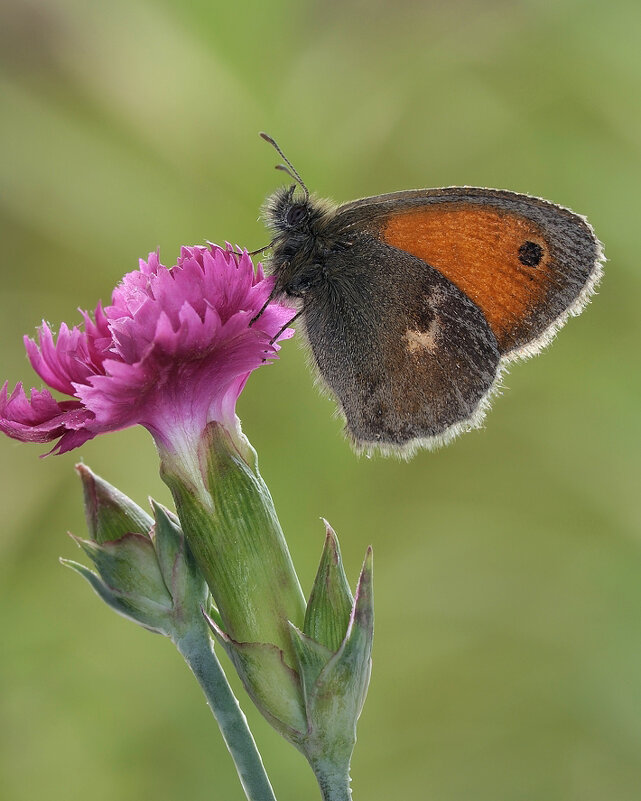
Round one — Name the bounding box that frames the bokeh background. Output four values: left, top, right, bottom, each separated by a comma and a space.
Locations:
1, 0, 640, 799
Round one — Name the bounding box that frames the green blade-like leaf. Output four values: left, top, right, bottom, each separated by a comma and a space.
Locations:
288, 622, 333, 707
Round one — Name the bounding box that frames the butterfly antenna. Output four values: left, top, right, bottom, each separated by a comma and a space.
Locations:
260, 132, 309, 202
275, 163, 301, 185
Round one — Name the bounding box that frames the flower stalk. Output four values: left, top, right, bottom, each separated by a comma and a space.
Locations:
175, 626, 277, 801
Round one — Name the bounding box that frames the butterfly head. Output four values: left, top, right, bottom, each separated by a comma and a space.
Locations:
261, 187, 336, 298
262, 185, 334, 239
262, 184, 311, 235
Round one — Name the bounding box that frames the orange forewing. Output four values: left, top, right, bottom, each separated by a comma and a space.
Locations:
381, 205, 552, 351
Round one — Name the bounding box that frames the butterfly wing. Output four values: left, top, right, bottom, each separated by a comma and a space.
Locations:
302, 236, 501, 452
333, 187, 603, 356
300, 187, 602, 451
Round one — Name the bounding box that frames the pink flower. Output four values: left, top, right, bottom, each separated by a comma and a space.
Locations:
0, 245, 295, 460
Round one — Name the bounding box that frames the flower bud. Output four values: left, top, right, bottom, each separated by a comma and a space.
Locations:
290, 525, 373, 797
62, 465, 209, 640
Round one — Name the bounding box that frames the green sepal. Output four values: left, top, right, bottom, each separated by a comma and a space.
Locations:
303, 521, 354, 653
288, 623, 333, 706
72, 532, 172, 605
69, 532, 174, 628
151, 501, 182, 590
150, 500, 209, 631
204, 611, 308, 745
60, 558, 170, 636
76, 463, 152, 544
60, 556, 171, 635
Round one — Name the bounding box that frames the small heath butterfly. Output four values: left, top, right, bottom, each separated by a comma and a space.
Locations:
257, 134, 604, 455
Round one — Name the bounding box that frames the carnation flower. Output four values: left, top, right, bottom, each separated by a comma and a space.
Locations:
3, 239, 374, 801
0, 245, 295, 473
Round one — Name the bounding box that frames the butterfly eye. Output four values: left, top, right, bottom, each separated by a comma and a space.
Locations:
518, 241, 544, 267
286, 205, 307, 226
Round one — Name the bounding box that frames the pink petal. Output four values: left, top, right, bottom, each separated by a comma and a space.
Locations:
0, 382, 95, 446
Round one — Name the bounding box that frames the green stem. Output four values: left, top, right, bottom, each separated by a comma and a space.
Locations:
175, 626, 278, 801
310, 759, 352, 801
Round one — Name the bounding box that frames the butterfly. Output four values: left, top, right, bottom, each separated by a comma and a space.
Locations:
255, 134, 604, 455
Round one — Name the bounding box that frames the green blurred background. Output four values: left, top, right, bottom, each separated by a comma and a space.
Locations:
1, 0, 640, 799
